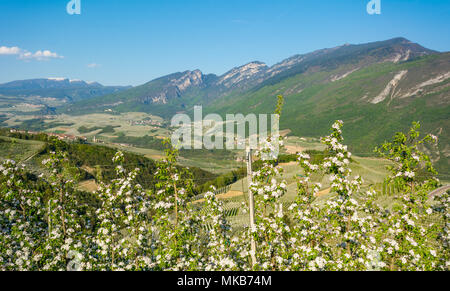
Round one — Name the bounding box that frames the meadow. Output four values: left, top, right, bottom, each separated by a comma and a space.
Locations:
0, 136, 45, 162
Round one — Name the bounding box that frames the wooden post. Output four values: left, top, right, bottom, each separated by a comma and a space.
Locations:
246, 147, 257, 268
48, 200, 52, 236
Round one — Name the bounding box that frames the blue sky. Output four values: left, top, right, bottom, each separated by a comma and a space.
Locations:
0, 0, 449, 86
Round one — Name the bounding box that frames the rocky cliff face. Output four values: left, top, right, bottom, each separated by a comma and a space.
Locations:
69, 37, 441, 111
140, 70, 205, 104
216, 62, 268, 88
172, 70, 204, 91
135, 37, 439, 105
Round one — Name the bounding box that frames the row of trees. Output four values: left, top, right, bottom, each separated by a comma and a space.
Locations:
0, 119, 448, 270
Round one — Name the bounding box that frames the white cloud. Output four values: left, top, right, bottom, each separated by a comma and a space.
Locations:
20, 50, 64, 61
0, 46, 21, 55
87, 63, 101, 68
0, 45, 63, 61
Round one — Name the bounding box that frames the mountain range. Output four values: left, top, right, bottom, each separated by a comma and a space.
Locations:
65, 37, 439, 115
0, 78, 131, 103
2, 37, 449, 173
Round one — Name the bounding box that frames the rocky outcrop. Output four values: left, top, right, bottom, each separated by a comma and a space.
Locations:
140, 70, 205, 104
216, 62, 268, 88
371, 70, 408, 104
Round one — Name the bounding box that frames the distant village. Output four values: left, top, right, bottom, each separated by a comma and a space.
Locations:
128, 119, 162, 126
9, 129, 138, 150
9, 129, 87, 143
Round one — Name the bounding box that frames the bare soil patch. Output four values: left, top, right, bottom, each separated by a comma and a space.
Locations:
285, 145, 304, 154
315, 188, 331, 197
78, 179, 98, 193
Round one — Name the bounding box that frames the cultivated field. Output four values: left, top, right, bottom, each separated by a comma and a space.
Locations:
0, 136, 45, 162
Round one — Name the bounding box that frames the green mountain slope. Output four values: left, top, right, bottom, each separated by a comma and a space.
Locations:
64, 38, 449, 174
206, 53, 450, 175
64, 71, 220, 117
66, 38, 435, 117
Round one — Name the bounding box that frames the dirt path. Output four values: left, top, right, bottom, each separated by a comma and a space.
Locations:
22, 153, 37, 163
316, 188, 331, 197
430, 185, 450, 198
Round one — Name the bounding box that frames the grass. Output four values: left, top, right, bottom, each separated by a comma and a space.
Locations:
2, 112, 168, 139
0, 136, 45, 162
107, 142, 243, 174
106, 143, 166, 160
283, 136, 326, 154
